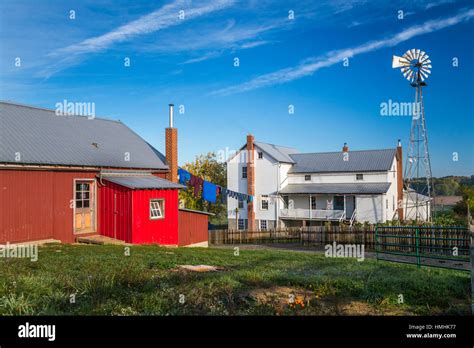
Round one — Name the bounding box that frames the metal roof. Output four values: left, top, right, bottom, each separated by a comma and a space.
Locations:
279, 183, 391, 195
0, 101, 168, 169
253, 141, 299, 163
289, 149, 397, 173
102, 175, 184, 189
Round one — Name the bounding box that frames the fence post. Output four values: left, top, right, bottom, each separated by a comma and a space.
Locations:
375, 226, 378, 261
415, 227, 421, 268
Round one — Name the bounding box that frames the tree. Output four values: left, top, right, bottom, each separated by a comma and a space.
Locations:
179, 152, 227, 224
453, 185, 474, 224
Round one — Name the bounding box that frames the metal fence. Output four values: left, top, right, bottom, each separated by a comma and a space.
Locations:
375, 226, 470, 271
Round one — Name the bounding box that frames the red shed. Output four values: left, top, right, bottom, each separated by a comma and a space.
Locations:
0, 101, 209, 247
99, 173, 183, 245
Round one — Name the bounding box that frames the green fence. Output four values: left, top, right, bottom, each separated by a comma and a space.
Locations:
375, 226, 470, 271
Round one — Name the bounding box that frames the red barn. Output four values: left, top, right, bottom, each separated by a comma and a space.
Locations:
0, 101, 209, 246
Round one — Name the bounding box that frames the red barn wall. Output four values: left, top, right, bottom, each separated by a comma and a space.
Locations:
0, 169, 97, 244
99, 181, 132, 243
178, 210, 209, 246
132, 189, 179, 245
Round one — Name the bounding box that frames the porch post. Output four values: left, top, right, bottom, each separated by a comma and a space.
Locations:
309, 194, 312, 220
344, 195, 346, 217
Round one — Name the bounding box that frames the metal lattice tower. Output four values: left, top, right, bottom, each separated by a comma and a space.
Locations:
392, 49, 434, 222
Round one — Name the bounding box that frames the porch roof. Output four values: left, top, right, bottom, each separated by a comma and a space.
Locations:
279, 183, 391, 195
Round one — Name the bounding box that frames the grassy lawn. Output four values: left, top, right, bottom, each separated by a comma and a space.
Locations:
0, 244, 470, 315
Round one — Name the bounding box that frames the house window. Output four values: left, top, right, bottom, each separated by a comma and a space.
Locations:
242, 166, 247, 179
238, 199, 244, 209
258, 152, 263, 159
150, 199, 165, 220
260, 220, 268, 231
260, 195, 269, 210
238, 219, 246, 230
283, 196, 289, 209
356, 174, 364, 181
310, 196, 316, 210
305, 174, 311, 181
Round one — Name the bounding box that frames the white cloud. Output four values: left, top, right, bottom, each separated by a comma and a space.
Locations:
210, 9, 474, 96
37, 0, 235, 77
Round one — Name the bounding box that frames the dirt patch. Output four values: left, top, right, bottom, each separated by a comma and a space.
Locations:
177, 265, 226, 273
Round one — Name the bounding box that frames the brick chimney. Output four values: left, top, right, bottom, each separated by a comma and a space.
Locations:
342, 142, 349, 152
396, 139, 404, 220
165, 104, 178, 183
246, 134, 256, 231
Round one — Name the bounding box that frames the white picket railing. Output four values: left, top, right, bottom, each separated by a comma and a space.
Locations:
280, 208, 345, 220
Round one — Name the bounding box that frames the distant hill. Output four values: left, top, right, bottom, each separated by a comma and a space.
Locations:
408, 175, 473, 196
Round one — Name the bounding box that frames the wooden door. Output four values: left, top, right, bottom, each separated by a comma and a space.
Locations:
74, 180, 96, 233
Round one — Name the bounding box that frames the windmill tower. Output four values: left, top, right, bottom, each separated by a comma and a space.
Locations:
392, 49, 434, 222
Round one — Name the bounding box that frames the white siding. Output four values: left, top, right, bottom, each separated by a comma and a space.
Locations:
356, 195, 384, 223
227, 149, 248, 220
288, 172, 388, 184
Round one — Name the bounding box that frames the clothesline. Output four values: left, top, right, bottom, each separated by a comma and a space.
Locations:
178, 167, 253, 204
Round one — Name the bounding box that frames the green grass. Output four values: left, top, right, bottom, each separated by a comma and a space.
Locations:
0, 244, 470, 315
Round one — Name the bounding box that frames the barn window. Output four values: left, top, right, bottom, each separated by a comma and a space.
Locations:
75, 182, 90, 208
150, 199, 165, 220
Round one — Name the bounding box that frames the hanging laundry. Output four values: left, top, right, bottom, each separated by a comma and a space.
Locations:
178, 168, 191, 185
189, 175, 204, 197
203, 181, 217, 203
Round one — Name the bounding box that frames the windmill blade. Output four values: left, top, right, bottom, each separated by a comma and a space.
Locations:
422, 64, 432, 69
401, 66, 410, 73
403, 69, 412, 79
420, 70, 429, 79
422, 68, 431, 75
410, 49, 417, 60
392, 55, 410, 68
404, 50, 413, 61
420, 74, 425, 82
406, 70, 414, 81
419, 50, 426, 61
415, 49, 421, 59
420, 55, 430, 63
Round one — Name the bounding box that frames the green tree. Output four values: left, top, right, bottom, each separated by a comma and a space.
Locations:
453, 185, 474, 223
179, 152, 227, 224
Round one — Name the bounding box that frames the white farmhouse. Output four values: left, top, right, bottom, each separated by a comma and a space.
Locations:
227, 135, 427, 231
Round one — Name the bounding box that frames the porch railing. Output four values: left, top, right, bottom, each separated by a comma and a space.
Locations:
280, 208, 345, 220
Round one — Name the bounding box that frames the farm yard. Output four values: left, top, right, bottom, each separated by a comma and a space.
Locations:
0, 243, 470, 316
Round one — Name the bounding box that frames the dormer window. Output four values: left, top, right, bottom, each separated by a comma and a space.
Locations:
304, 174, 311, 181
356, 174, 363, 181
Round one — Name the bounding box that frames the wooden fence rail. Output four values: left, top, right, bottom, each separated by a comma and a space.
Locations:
209, 226, 470, 255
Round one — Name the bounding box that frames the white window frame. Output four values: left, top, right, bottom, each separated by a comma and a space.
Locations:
242, 166, 247, 179
260, 195, 269, 210
238, 219, 246, 230
150, 199, 165, 220
238, 199, 244, 209
260, 220, 268, 231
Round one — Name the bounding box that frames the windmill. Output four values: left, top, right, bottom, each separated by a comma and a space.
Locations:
392, 49, 434, 222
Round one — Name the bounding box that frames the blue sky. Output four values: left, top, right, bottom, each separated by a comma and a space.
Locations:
1, 0, 473, 176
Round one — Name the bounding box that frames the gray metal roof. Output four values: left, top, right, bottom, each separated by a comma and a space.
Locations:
0, 102, 168, 169
279, 183, 391, 195
253, 141, 299, 163
289, 149, 397, 173
102, 175, 184, 189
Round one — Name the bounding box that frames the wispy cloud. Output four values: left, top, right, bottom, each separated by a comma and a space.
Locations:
37, 0, 235, 78
211, 9, 474, 96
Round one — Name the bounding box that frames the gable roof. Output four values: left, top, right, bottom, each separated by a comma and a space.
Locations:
253, 141, 299, 163
288, 149, 397, 173
0, 101, 168, 170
